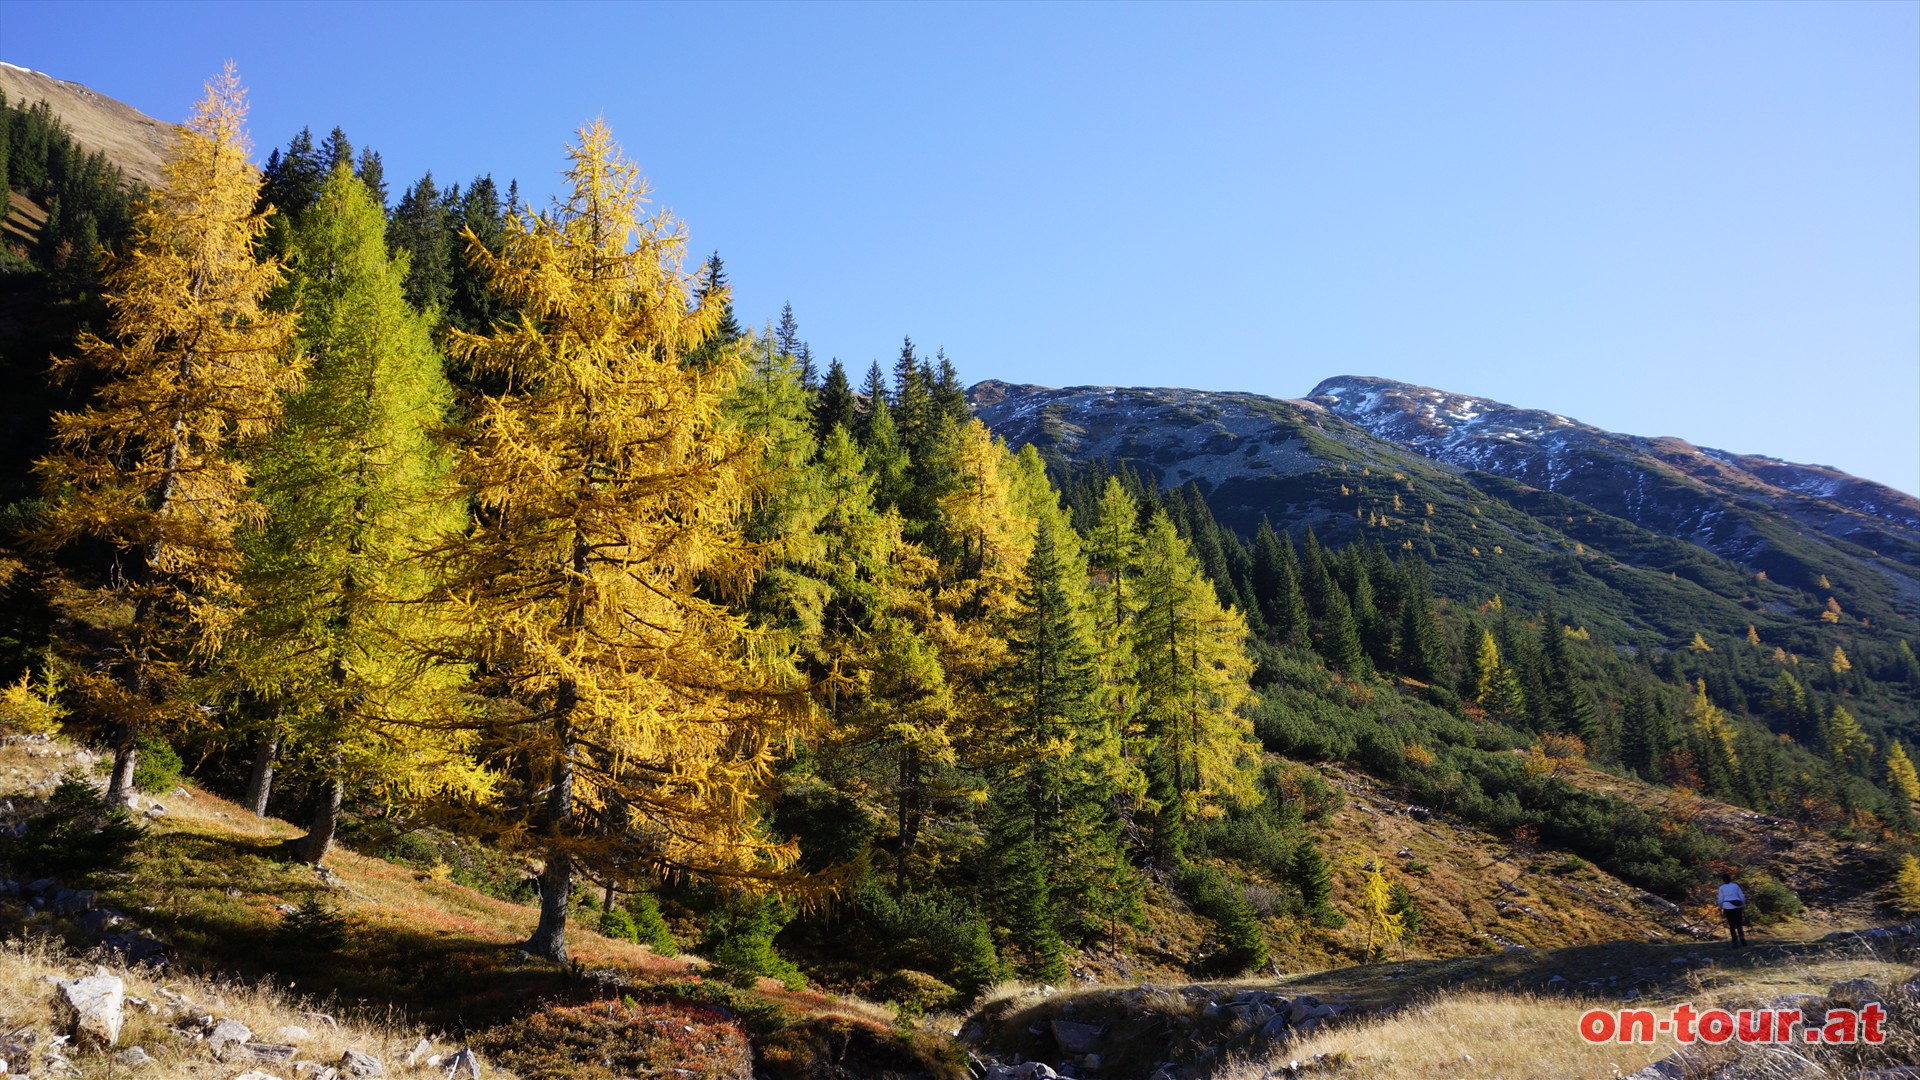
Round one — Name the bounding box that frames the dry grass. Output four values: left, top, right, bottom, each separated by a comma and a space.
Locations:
0, 934, 508, 1079
1216, 990, 1674, 1079
1215, 947, 1920, 1080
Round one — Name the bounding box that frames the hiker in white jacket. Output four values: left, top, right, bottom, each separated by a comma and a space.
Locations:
1717, 872, 1748, 946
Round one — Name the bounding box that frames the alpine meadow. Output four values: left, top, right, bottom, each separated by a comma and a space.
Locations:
0, 52, 1917, 1080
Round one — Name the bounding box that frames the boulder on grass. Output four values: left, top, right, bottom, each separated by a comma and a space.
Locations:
57, 973, 124, 1047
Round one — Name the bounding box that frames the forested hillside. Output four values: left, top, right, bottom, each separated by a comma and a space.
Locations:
1, 65, 1916, 1080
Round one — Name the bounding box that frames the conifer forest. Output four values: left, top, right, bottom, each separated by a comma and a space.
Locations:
1, 65, 1917, 1080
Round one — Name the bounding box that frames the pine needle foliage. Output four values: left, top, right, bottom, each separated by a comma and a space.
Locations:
238, 164, 488, 859
34, 65, 299, 801
443, 120, 804, 961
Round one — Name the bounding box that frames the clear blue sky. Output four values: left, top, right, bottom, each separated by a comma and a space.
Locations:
5, 0, 1917, 493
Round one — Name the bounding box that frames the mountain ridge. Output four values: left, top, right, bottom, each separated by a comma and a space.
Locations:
0, 61, 175, 188
1308, 374, 1920, 533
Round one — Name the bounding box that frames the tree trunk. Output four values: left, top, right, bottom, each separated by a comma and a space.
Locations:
105, 740, 139, 805
528, 846, 573, 963
525, 686, 578, 963
301, 755, 344, 864
243, 728, 281, 817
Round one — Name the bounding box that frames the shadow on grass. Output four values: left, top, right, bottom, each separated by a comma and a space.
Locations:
105, 826, 581, 1031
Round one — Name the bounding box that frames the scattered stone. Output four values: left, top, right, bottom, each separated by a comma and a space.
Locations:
77, 908, 126, 937
240, 1043, 298, 1063
1625, 1053, 1688, 1079
272, 1025, 313, 1044
51, 888, 96, 916
1049, 1020, 1103, 1055
1827, 978, 1884, 1005
404, 1039, 434, 1067
208, 1017, 254, 1051
233, 1072, 288, 1080
338, 1048, 383, 1077
115, 1046, 154, 1067
441, 1047, 482, 1079
983, 1064, 1058, 1080
57, 973, 125, 1047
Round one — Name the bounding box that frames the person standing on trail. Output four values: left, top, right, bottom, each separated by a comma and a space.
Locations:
1717, 872, 1748, 946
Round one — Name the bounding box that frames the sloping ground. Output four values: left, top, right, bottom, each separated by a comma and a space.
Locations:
1310, 764, 1711, 955
0, 729, 963, 1080
0, 62, 174, 187
1567, 761, 1893, 930
960, 759, 1913, 1078
971, 925, 1920, 1079
2, 191, 48, 249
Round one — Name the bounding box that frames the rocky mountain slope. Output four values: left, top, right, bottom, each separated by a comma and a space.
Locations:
970, 377, 1920, 623
1308, 375, 1920, 610
970, 377, 1920, 737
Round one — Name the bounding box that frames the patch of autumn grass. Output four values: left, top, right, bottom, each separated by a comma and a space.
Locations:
0, 934, 507, 1080
1220, 990, 1674, 1079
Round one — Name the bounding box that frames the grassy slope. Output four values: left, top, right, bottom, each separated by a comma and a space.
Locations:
0, 731, 962, 1080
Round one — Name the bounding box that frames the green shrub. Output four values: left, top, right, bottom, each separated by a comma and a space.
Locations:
132, 735, 182, 793
1745, 872, 1804, 925
1178, 863, 1269, 974
273, 895, 349, 953
701, 896, 805, 990
1, 772, 143, 878
847, 880, 1001, 997
598, 905, 638, 942
599, 892, 677, 956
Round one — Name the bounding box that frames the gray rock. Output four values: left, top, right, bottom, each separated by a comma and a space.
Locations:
404, 1039, 434, 1066
1624, 1053, 1688, 1079
51, 888, 97, 915
115, 1046, 154, 1067
983, 1065, 1058, 1080
1289, 999, 1334, 1024
208, 1017, 254, 1050
233, 1073, 289, 1080
441, 1048, 482, 1079
1827, 978, 1885, 1005
57, 973, 125, 1047
338, 1049, 383, 1077
25, 877, 60, 896
271, 1025, 314, 1044
1049, 1020, 1103, 1055
241, 1043, 299, 1063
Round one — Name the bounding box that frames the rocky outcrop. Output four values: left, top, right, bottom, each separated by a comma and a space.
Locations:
967, 983, 1355, 1079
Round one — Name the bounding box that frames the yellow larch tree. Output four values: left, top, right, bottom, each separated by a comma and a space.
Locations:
1361, 865, 1407, 959
34, 65, 299, 803
1130, 511, 1260, 828
1883, 742, 1919, 804
444, 120, 804, 962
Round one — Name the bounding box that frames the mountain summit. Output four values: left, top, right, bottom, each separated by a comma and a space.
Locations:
1308, 375, 1920, 535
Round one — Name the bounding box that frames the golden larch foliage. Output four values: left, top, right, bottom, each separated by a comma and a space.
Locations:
444, 119, 804, 956
33, 64, 299, 797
